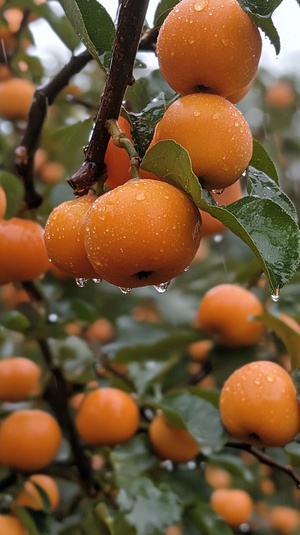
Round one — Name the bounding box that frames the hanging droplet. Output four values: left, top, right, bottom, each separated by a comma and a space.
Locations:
211, 189, 225, 195
213, 234, 223, 244
153, 281, 171, 294
75, 278, 88, 288
271, 288, 280, 302
92, 278, 102, 284
184, 266, 190, 272
118, 287, 132, 294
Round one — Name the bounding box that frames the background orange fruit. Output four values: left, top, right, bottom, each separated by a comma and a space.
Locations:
0, 357, 41, 401
75, 387, 140, 446
149, 412, 199, 463
0, 218, 49, 285
0, 409, 62, 471
104, 115, 134, 189
210, 488, 253, 526
0, 514, 27, 535
196, 284, 264, 347
15, 474, 60, 511
0, 78, 35, 120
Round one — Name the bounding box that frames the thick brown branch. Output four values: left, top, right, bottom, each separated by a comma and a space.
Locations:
14, 50, 92, 209
68, 0, 150, 196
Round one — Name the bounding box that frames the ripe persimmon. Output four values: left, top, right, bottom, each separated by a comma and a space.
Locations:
75, 387, 139, 446
200, 179, 243, 236
85, 317, 115, 343
220, 360, 300, 447
0, 514, 26, 535
0, 218, 49, 285
0, 409, 62, 471
196, 284, 264, 347
0, 78, 35, 120
0, 185, 6, 218
149, 413, 199, 463
104, 116, 134, 189
44, 193, 100, 279
0, 357, 41, 401
150, 94, 252, 190
269, 506, 300, 534
84, 179, 202, 289
39, 161, 65, 184
156, 0, 262, 98
210, 488, 253, 526
15, 474, 60, 511
204, 465, 232, 490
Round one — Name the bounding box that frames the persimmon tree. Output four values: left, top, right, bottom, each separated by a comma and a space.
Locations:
0, 1, 300, 534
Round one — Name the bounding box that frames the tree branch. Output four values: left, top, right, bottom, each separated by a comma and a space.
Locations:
227, 441, 300, 487
68, 0, 150, 196
14, 49, 92, 209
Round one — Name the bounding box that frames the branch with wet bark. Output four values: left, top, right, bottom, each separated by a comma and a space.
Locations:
227, 441, 300, 487
14, 49, 92, 209
68, 0, 150, 196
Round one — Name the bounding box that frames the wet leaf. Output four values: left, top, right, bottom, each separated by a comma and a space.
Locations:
60, 0, 115, 71
111, 435, 157, 485
250, 139, 279, 183
153, 0, 179, 28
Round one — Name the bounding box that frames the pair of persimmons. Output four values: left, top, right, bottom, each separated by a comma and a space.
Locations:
44, 0, 263, 290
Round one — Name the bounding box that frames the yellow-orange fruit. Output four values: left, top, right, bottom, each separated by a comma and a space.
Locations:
196, 284, 264, 347
0, 357, 41, 401
44, 193, 100, 279
220, 360, 300, 447
0, 78, 35, 120
149, 413, 199, 463
156, 0, 262, 98
104, 116, 134, 189
0, 514, 27, 535
151, 94, 253, 190
0, 409, 62, 471
210, 488, 253, 526
84, 179, 202, 288
75, 387, 139, 446
0, 185, 6, 218
0, 218, 49, 285
265, 81, 295, 109
269, 506, 300, 534
15, 474, 60, 511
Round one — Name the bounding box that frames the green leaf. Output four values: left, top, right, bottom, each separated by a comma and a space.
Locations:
187, 503, 234, 535
246, 166, 298, 221
71, 299, 96, 323
117, 477, 181, 535
237, 0, 282, 53
153, 0, 179, 28
292, 369, 300, 399
250, 139, 279, 183
0, 310, 31, 333
111, 434, 157, 486
250, 14, 280, 55
14, 506, 41, 535
159, 390, 228, 455
285, 439, 300, 467
60, 0, 115, 71
0, 171, 24, 218
140, 140, 300, 292
260, 311, 300, 370
128, 359, 177, 395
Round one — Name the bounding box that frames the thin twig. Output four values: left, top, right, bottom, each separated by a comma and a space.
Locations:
227, 441, 300, 487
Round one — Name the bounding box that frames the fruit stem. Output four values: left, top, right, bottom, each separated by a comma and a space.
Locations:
106, 118, 141, 179
68, 0, 150, 195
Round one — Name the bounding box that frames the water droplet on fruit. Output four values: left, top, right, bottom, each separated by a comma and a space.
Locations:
266, 376, 275, 383
153, 281, 171, 294
118, 287, 132, 295
212, 113, 220, 120
194, 0, 208, 11
212, 189, 225, 195
254, 378, 261, 386
271, 288, 280, 302
136, 192, 146, 201
75, 278, 88, 287
92, 278, 102, 284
